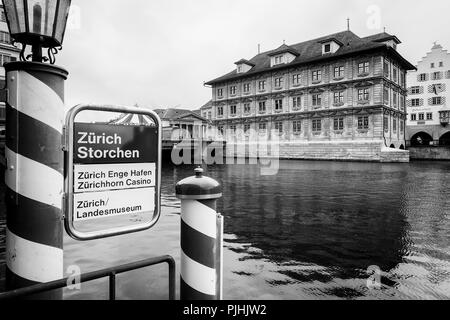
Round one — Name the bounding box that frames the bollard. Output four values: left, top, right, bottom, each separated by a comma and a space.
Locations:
176, 167, 223, 300
4, 62, 68, 299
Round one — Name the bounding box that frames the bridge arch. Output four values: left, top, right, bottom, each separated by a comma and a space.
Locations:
399, 145, 405, 150
439, 131, 450, 146
410, 132, 433, 146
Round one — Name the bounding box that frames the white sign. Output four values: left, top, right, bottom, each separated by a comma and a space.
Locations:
74, 163, 156, 193
73, 187, 155, 222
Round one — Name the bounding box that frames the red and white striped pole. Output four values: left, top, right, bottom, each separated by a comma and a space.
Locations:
4, 61, 68, 299
176, 168, 223, 300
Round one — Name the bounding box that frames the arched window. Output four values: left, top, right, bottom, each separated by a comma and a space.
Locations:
410, 132, 433, 146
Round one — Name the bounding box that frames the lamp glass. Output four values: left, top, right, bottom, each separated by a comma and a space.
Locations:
3, 0, 71, 47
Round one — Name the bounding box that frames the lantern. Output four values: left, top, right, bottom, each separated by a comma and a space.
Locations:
2, 0, 72, 62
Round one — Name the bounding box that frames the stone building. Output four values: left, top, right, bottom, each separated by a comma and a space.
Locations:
406, 43, 450, 147
205, 30, 416, 162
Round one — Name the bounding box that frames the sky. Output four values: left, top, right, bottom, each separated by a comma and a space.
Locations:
58, 0, 450, 112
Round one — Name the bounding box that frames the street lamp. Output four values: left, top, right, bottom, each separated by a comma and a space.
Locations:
2, 0, 71, 63
2, 0, 72, 300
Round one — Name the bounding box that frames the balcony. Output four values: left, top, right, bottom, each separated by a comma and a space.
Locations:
439, 110, 450, 126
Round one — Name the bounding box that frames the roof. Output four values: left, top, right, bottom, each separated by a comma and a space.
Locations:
200, 100, 213, 110
153, 108, 208, 122
267, 44, 299, 57
205, 30, 415, 85
234, 59, 256, 66
362, 32, 401, 44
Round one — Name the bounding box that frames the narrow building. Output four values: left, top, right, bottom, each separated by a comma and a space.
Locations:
406, 43, 450, 149
205, 30, 416, 162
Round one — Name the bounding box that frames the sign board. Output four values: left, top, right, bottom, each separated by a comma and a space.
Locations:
64, 105, 162, 240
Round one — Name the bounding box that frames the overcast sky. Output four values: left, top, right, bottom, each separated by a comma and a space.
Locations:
59, 0, 450, 112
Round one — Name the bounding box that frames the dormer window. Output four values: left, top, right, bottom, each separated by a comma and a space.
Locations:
235, 59, 255, 74
319, 38, 343, 55
274, 55, 283, 65
268, 44, 299, 67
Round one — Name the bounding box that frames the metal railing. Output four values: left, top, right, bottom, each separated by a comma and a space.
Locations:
0, 255, 176, 300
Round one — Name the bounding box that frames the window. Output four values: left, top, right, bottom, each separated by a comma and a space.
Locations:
258, 80, 266, 91
1, 54, 17, 66
293, 121, 301, 134
384, 116, 389, 132
324, 44, 331, 53
275, 99, 283, 111
400, 120, 404, 132
358, 88, 370, 101
418, 73, 427, 82
244, 124, 251, 133
384, 61, 390, 77
237, 66, 242, 73
229, 125, 236, 135
274, 55, 283, 65
218, 126, 224, 135
358, 61, 370, 75
0, 10, 6, 23
312, 70, 322, 82
292, 96, 301, 109
312, 119, 322, 132
431, 72, 442, 80
217, 106, 223, 116
431, 97, 442, 105
333, 118, 344, 131
383, 87, 389, 104
400, 73, 405, 87
244, 103, 251, 114
411, 86, 421, 94
418, 113, 424, 121
431, 63, 435, 68
230, 86, 236, 95
274, 122, 283, 134
217, 88, 223, 97
312, 94, 322, 106
411, 99, 421, 107
393, 69, 398, 82
230, 105, 237, 115
0, 31, 11, 44
358, 116, 369, 129
393, 92, 398, 107
333, 91, 344, 104
334, 66, 345, 79
274, 77, 283, 88
243, 83, 250, 93
292, 74, 301, 85
207, 111, 211, 119
259, 123, 267, 132
410, 114, 416, 121
426, 113, 433, 120
258, 101, 266, 113
439, 62, 444, 67
393, 119, 397, 133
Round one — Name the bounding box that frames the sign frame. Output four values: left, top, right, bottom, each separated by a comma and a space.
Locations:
63, 104, 162, 241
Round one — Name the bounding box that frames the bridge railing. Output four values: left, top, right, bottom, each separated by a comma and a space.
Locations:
0, 255, 176, 300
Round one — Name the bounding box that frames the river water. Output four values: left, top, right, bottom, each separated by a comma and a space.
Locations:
1, 160, 450, 299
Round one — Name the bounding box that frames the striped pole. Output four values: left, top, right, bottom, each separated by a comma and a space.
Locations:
4, 62, 68, 299
176, 168, 223, 300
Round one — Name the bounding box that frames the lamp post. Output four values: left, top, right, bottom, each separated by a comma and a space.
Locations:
2, 0, 71, 299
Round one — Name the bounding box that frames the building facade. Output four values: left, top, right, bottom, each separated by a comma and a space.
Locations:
406, 43, 450, 147
205, 31, 416, 162
0, 2, 20, 148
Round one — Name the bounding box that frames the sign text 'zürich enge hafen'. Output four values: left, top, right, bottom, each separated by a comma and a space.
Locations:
65, 106, 162, 240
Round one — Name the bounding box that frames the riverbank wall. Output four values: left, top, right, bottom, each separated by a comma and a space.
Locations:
408, 146, 450, 160
225, 141, 410, 163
